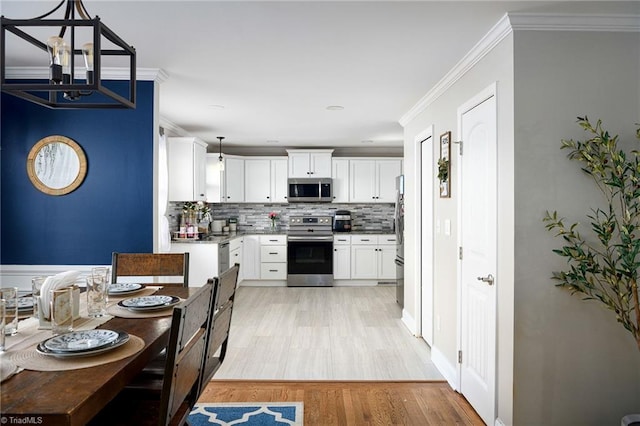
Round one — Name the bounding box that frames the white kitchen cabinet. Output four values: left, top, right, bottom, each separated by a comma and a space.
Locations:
331, 158, 350, 203
349, 159, 402, 203
205, 154, 223, 202
271, 158, 288, 202
333, 235, 351, 279
378, 236, 398, 280
229, 237, 243, 284
169, 242, 218, 286
222, 156, 245, 203
241, 235, 260, 280
259, 235, 287, 280
287, 149, 333, 178
168, 137, 207, 201
350, 235, 397, 281
244, 159, 271, 202
244, 157, 288, 203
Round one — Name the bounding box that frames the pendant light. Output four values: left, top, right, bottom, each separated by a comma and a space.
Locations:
217, 136, 225, 171
1, 0, 136, 109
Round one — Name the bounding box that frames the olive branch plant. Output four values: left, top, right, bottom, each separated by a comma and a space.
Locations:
543, 116, 640, 351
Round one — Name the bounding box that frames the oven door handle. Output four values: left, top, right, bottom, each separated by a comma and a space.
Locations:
287, 236, 334, 242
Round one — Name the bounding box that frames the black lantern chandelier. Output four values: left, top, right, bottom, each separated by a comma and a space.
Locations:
1, 0, 136, 109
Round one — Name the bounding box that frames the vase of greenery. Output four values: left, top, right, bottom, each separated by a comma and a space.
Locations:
543, 117, 640, 351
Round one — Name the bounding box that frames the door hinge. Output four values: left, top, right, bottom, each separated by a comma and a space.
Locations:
458, 350, 462, 364
459, 247, 463, 260
454, 140, 463, 155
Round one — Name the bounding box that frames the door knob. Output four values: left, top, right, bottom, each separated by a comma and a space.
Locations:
476, 274, 494, 285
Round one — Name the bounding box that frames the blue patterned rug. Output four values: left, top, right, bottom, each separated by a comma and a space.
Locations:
188, 402, 304, 426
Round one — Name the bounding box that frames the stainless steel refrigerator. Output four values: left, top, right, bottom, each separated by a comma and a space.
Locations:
394, 175, 405, 307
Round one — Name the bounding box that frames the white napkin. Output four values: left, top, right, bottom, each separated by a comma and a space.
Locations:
40, 270, 81, 318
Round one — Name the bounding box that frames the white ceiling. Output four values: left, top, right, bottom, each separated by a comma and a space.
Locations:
2, 1, 637, 152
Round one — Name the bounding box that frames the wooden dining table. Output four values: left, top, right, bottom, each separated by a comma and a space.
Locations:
0, 286, 193, 426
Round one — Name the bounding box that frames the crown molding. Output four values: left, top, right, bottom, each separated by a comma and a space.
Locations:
508, 13, 640, 32
399, 12, 640, 127
4, 67, 168, 83
400, 13, 512, 127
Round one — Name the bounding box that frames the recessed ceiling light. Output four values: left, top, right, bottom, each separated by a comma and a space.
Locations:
326, 105, 344, 111
361, 140, 374, 144
208, 104, 225, 110
266, 140, 279, 144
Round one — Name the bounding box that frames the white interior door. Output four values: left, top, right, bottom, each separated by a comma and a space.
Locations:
457, 87, 497, 425
420, 134, 434, 346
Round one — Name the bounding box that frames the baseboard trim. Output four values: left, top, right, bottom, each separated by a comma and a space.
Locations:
401, 309, 417, 335
430, 345, 458, 390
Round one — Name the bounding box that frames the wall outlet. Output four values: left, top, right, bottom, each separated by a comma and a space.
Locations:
436, 315, 441, 331
239, 214, 246, 223
444, 219, 451, 236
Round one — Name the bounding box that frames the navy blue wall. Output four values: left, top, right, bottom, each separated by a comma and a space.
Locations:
1, 81, 154, 265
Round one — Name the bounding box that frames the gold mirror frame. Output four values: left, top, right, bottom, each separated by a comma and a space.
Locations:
26, 135, 87, 196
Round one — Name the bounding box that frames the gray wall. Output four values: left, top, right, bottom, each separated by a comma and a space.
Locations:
513, 30, 640, 424
403, 32, 515, 425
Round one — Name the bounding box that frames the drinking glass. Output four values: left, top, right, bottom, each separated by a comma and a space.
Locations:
92, 267, 111, 284
0, 287, 18, 335
31, 276, 46, 318
50, 287, 73, 335
86, 275, 108, 318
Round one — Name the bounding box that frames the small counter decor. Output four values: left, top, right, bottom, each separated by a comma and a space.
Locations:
269, 211, 279, 231
543, 117, 640, 351
439, 131, 451, 198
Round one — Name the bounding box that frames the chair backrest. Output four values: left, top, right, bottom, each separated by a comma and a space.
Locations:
198, 263, 240, 394
111, 252, 190, 287
158, 281, 214, 426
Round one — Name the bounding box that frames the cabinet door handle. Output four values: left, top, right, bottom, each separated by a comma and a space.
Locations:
267, 196, 270, 199
269, 269, 278, 272
269, 252, 278, 255
362, 239, 370, 242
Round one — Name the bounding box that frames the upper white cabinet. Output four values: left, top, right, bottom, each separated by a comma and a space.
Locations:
222, 156, 245, 203
349, 159, 402, 203
244, 157, 288, 203
168, 137, 207, 201
206, 154, 222, 202
331, 158, 350, 203
287, 149, 333, 178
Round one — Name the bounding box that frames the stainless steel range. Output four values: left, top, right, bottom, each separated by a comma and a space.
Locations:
287, 215, 334, 287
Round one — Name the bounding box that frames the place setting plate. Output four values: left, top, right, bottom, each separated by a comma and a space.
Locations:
117, 295, 181, 312
36, 329, 130, 358
9, 296, 34, 312
108, 282, 146, 296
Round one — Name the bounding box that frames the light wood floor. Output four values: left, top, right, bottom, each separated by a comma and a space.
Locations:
213, 285, 444, 380
199, 380, 484, 425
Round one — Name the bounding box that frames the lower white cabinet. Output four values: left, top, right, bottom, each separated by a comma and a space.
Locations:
229, 237, 243, 284
242, 235, 260, 280
260, 235, 287, 280
169, 243, 218, 287
333, 235, 352, 279
349, 235, 397, 281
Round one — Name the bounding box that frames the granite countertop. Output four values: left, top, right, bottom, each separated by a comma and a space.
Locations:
170, 229, 395, 244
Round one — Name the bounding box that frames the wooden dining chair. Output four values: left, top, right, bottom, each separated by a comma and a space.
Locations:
198, 263, 240, 395
111, 252, 190, 287
89, 281, 214, 426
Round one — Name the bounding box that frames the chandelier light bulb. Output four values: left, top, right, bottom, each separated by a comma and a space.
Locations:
46, 36, 66, 83
82, 42, 94, 84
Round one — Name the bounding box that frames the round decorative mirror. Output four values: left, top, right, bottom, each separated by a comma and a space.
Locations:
26, 135, 87, 196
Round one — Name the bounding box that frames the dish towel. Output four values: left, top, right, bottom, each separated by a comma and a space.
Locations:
40, 270, 81, 319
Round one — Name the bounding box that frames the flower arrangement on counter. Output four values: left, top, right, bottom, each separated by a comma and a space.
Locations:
268, 211, 279, 230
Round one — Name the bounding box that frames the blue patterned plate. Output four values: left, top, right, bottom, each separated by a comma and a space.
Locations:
118, 295, 180, 311
108, 283, 145, 295
37, 331, 129, 358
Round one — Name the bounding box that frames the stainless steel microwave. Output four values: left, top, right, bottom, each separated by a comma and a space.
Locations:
287, 178, 332, 202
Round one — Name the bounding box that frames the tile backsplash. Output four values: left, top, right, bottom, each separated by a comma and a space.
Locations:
168, 202, 395, 233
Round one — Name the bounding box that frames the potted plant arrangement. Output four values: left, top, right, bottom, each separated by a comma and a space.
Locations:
268, 211, 279, 231
543, 116, 640, 352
